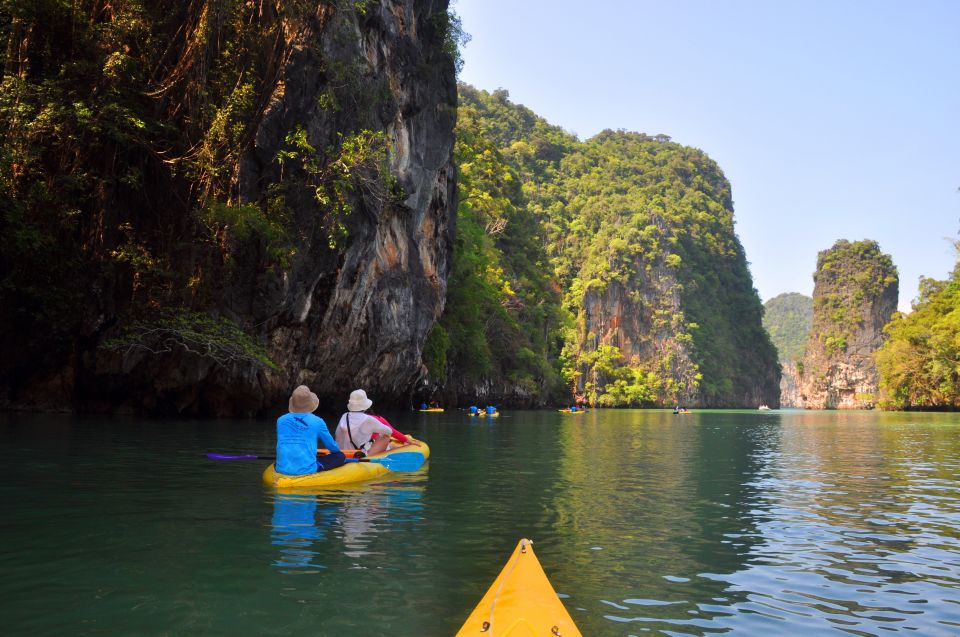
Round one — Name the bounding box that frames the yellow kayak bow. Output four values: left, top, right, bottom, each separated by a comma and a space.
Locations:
455, 538, 582, 636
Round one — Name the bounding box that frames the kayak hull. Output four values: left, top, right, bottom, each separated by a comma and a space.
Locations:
261, 440, 429, 489
456, 538, 582, 637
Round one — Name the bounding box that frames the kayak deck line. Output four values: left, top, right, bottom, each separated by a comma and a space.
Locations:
484, 539, 528, 634
456, 538, 582, 636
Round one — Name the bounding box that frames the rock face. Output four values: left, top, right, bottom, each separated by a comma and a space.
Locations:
556, 133, 781, 409
561, 134, 780, 409
578, 257, 700, 407
779, 362, 803, 408
799, 240, 898, 409
1, 2, 457, 416
451, 90, 786, 408
763, 293, 813, 408
231, 2, 457, 413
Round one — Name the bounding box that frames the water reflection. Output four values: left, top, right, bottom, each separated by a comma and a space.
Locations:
3, 411, 959, 636
269, 481, 426, 574
270, 493, 334, 573
512, 409, 960, 636
699, 413, 960, 635
547, 410, 783, 631
336, 489, 381, 561
333, 485, 426, 562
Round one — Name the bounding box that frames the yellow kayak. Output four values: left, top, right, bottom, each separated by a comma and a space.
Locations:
261, 440, 429, 489
557, 409, 585, 414
455, 538, 582, 637
419, 408, 445, 412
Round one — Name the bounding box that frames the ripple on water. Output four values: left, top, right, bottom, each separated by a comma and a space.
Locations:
3, 411, 960, 636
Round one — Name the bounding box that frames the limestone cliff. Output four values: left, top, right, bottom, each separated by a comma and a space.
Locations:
763, 293, 813, 408
563, 132, 780, 409
438, 89, 781, 409
779, 362, 803, 408
0, 1, 457, 416
799, 240, 898, 409
228, 1, 457, 413
576, 226, 700, 407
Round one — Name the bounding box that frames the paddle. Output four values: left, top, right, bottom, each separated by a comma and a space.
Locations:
345, 451, 425, 472
207, 448, 356, 461
206, 451, 426, 472
207, 452, 261, 460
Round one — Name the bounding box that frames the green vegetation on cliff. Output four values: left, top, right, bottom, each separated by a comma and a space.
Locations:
876, 248, 960, 410
0, 2, 455, 402
799, 239, 898, 410
0, 3, 780, 410
0, 1, 337, 381
423, 98, 566, 399
763, 293, 813, 365
811, 240, 898, 356
557, 130, 778, 406
433, 86, 780, 407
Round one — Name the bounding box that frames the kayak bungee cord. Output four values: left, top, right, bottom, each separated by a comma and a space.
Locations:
481, 539, 529, 633
479, 539, 562, 635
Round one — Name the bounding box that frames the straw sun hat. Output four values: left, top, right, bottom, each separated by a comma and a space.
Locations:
347, 389, 373, 412
289, 385, 320, 413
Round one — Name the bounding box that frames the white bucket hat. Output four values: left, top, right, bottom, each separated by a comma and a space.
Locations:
347, 389, 373, 412
289, 385, 320, 413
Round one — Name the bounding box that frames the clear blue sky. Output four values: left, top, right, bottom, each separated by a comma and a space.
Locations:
454, 0, 960, 312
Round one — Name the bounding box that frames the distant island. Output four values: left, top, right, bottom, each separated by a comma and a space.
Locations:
763, 293, 812, 407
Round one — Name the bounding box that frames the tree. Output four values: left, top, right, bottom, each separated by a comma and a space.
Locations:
876, 262, 960, 410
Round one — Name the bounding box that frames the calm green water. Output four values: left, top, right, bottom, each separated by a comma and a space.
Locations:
1, 409, 959, 636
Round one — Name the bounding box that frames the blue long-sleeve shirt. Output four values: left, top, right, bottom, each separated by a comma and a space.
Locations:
276, 412, 340, 475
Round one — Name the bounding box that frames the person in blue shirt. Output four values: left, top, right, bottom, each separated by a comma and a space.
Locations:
276, 385, 346, 476
485, 405, 496, 415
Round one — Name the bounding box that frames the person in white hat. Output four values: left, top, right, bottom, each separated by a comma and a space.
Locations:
276, 385, 346, 475
335, 389, 396, 457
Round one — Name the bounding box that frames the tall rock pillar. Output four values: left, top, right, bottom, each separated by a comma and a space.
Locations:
799, 240, 898, 409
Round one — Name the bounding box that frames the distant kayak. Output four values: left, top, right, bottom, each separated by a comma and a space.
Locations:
419, 408, 445, 412
261, 440, 429, 488
455, 538, 582, 637
558, 408, 585, 414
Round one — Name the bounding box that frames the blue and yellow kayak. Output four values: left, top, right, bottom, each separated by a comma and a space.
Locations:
558, 408, 585, 414
261, 439, 430, 489
455, 538, 582, 636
